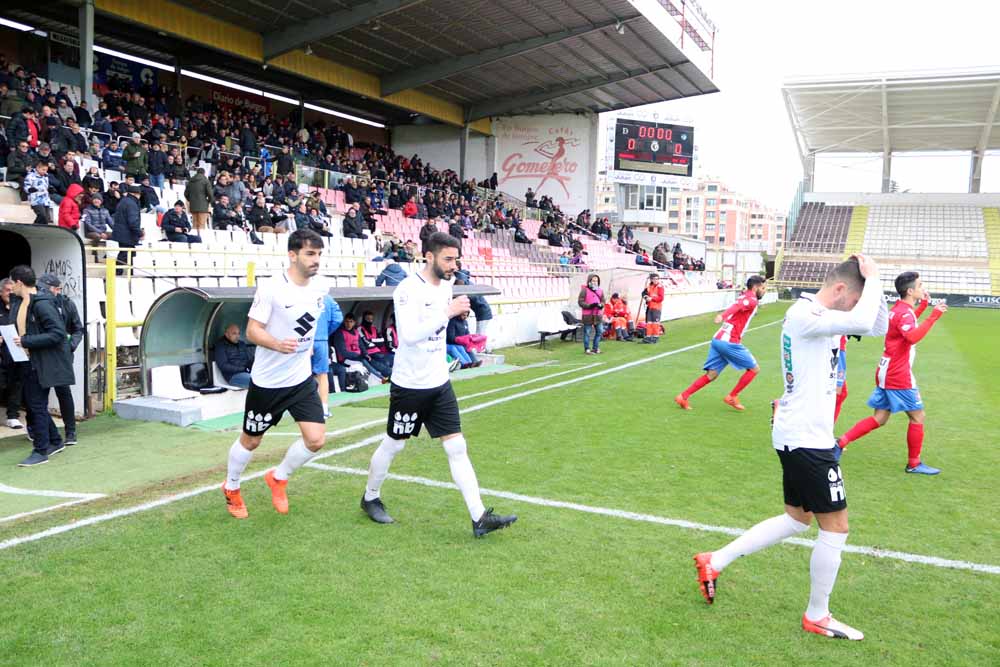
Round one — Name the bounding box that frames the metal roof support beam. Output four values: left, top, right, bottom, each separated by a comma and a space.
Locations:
263, 0, 423, 60
380, 15, 642, 96
969, 80, 1000, 193
881, 83, 892, 193
465, 63, 682, 121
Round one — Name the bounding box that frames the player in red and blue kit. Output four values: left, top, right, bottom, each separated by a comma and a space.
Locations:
837, 271, 947, 475
675, 275, 767, 412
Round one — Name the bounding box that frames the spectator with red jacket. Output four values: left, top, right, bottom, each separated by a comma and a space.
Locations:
643, 273, 665, 325
57, 183, 84, 231
402, 196, 418, 218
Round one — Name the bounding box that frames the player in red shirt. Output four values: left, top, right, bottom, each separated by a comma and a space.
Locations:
675, 276, 766, 411
837, 271, 947, 474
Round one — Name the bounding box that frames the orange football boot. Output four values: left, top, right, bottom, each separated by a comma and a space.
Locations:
674, 395, 692, 410
222, 483, 248, 519
723, 395, 745, 411
693, 552, 719, 604
264, 470, 289, 514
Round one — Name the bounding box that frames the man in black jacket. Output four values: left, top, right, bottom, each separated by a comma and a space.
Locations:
7, 265, 73, 466
341, 206, 367, 239
161, 200, 202, 243
37, 273, 83, 445
213, 323, 254, 388
112, 185, 143, 275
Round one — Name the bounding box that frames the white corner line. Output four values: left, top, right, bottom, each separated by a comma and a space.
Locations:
306, 463, 1000, 576
0, 482, 105, 500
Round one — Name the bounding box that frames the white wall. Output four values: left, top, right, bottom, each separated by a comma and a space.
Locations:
390, 124, 489, 182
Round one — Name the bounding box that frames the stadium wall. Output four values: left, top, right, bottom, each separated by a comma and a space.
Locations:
390, 125, 489, 182
805, 192, 1000, 206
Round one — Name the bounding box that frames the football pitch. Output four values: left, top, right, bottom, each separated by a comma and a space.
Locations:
1, 302, 997, 666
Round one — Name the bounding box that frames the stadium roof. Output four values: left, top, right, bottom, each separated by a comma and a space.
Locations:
782, 68, 1000, 157
7, 0, 718, 128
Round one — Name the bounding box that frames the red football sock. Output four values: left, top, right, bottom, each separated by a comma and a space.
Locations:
907, 423, 924, 468
729, 369, 758, 398
834, 382, 848, 423
841, 416, 880, 446
682, 374, 712, 399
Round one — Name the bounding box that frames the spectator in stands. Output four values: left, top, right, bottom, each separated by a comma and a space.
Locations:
81, 165, 104, 193
5, 139, 31, 200
387, 186, 403, 209
448, 217, 465, 242
652, 243, 670, 268
112, 184, 143, 274
166, 155, 187, 185
139, 176, 163, 213
269, 202, 292, 233
337, 205, 362, 239
419, 218, 439, 255
147, 142, 167, 188
49, 158, 80, 204
103, 181, 122, 215
525, 188, 536, 207
184, 167, 212, 230
0, 82, 22, 118
57, 183, 84, 232
34, 142, 54, 169
6, 265, 72, 466
122, 133, 148, 178
457, 276, 493, 344
212, 194, 239, 230
65, 119, 87, 154
102, 140, 124, 171
617, 224, 634, 248
578, 273, 606, 355
214, 323, 254, 389
4, 106, 37, 149
331, 312, 387, 384
247, 194, 272, 232
73, 100, 92, 128
0, 278, 26, 430
375, 259, 406, 287
276, 145, 294, 176
25, 161, 54, 225
81, 194, 112, 242
162, 200, 202, 243
402, 196, 418, 218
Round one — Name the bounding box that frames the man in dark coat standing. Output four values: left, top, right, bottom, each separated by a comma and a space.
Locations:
112, 184, 143, 274
37, 272, 83, 445
184, 167, 213, 231
7, 265, 73, 466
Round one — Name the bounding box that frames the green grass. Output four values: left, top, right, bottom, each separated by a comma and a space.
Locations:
1, 302, 998, 666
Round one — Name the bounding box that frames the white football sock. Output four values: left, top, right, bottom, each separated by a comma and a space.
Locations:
364, 436, 406, 501
274, 439, 315, 481
442, 435, 486, 521
711, 513, 809, 571
225, 439, 253, 490
806, 530, 848, 622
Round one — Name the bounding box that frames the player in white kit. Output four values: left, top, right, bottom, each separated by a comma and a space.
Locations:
221, 229, 333, 519
693, 256, 883, 641
360, 232, 517, 537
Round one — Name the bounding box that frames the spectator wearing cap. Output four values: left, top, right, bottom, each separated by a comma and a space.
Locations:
162, 200, 202, 243
184, 167, 212, 231
82, 193, 113, 241
122, 133, 148, 178
36, 272, 83, 446
6, 265, 72, 466
112, 184, 144, 274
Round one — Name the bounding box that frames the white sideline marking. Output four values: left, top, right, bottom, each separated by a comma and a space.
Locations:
307, 463, 1000, 576
0, 319, 780, 552
0, 482, 105, 500
0, 498, 103, 525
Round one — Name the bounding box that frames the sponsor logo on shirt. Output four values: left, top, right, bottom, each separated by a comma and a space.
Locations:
245, 410, 273, 433
782, 333, 794, 391
827, 465, 845, 503
391, 411, 418, 436
294, 312, 316, 336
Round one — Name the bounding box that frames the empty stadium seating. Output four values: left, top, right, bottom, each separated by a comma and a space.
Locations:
785, 202, 852, 254
863, 206, 988, 259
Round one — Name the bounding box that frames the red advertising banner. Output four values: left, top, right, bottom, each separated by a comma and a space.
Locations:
210, 85, 270, 115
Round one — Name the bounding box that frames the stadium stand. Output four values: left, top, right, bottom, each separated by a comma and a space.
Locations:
784, 202, 852, 254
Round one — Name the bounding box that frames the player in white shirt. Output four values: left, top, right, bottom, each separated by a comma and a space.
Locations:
693, 256, 883, 641
360, 232, 517, 537
221, 229, 334, 519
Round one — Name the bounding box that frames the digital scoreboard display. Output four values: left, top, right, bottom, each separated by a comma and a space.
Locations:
613, 119, 694, 177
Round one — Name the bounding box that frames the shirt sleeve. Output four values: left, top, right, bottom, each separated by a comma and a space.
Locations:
394, 281, 449, 346
795, 275, 883, 338
247, 282, 272, 325
869, 296, 890, 336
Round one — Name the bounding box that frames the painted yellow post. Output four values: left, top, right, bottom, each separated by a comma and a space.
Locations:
104, 257, 117, 412
246, 261, 256, 287
356, 261, 364, 287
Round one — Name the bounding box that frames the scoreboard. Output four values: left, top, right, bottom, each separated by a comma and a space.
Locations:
613, 119, 694, 177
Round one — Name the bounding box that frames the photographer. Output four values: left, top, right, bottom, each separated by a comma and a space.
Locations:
7, 265, 73, 466
578, 273, 606, 355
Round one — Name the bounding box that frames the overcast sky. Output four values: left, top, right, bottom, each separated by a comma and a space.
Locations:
606, 0, 1000, 208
